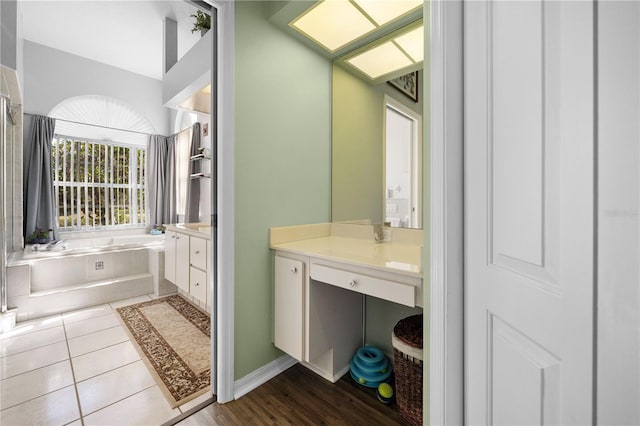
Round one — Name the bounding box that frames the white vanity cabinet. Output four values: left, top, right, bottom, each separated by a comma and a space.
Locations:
274, 255, 305, 361
270, 223, 423, 383
189, 236, 208, 303
165, 230, 190, 292
164, 225, 211, 306
273, 252, 364, 382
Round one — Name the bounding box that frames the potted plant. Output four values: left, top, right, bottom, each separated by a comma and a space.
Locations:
26, 228, 53, 244
190, 10, 211, 36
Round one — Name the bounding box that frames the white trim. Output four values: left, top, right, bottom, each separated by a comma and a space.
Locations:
209, 0, 235, 404
234, 356, 298, 399
429, 0, 464, 425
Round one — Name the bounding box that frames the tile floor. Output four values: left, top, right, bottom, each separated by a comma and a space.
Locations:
0, 294, 213, 426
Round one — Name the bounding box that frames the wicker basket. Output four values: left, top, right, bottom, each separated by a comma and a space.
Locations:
392, 314, 423, 426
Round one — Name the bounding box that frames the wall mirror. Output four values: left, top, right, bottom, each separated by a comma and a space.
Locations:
331, 63, 424, 229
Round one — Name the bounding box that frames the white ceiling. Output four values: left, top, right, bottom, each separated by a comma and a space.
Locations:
19, 0, 203, 80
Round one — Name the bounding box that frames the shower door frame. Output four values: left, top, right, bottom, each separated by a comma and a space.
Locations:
0, 95, 8, 314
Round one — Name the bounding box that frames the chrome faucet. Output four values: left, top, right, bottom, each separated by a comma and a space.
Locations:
46, 240, 65, 251
373, 224, 383, 243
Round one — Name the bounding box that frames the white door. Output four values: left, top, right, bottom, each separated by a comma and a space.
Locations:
464, 1, 595, 424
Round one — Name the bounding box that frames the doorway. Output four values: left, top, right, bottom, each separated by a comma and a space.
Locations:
384, 95, 422, 229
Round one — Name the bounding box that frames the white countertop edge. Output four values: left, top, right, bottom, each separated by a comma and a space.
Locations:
270, 240, 422, 279
166, 223, 212, 239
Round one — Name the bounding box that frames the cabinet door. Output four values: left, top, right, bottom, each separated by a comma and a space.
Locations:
274, 255, 304, 361
164, 231, 177, 283
190, 237, 207, 271
190, 266, 207, 304
175, 233, 190, 292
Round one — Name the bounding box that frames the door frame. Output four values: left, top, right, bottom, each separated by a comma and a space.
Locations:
428, 0, 464, 424
207, 0, 235, 404
214, 0, 467, 411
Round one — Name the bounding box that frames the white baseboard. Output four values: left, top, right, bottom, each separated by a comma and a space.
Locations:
234, 355, 297, 399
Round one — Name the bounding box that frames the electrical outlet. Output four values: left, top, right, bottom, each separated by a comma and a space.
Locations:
382, 228, 392, 242
95, 261, 104, 270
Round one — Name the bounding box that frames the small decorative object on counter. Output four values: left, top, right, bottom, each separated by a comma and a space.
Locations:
349, 346, 392, 388
392, 314, 423, 426
150, 224, 166, 235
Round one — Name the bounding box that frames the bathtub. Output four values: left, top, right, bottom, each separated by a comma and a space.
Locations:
17, 233, 165, 260
6, 232, 172, 321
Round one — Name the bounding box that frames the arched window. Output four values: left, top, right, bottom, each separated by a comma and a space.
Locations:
48, 96, 155, 230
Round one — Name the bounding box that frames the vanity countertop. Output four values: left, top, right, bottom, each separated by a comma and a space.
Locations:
166, 223, 212, 239
270, 236, 421, 278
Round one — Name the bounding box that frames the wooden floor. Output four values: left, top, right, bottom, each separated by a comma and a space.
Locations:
174, 363, 410, 425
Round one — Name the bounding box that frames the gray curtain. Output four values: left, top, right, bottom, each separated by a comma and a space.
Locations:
147, 134, 178, 225
163, 135, 177, 224
146, 134, 167, 226
23, 115, 58, 241
185, 122, 201, 222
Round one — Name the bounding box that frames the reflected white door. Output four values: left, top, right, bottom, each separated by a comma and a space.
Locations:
464, 1, 595, 424
385, 96, 422, 228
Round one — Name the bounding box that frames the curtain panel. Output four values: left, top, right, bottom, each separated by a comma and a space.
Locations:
147, 122, 201, 226
23, 115, 58, 242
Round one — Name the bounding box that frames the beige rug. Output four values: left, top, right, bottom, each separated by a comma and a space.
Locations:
116, 295, 211, 408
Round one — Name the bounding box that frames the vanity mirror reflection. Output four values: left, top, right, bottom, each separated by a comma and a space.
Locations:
331, 64, 424, 229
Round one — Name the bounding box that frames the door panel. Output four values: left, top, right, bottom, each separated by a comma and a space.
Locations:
490, 314, 561, 426
488, 1, 562, 293
465, 1, 594, 423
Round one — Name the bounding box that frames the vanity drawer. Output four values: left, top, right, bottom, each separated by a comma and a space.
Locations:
190, 237, 207, 270
310, 263, 415, 307
190, 266, 207, 303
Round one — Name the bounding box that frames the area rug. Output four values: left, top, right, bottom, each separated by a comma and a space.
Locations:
116, 295, 211, 408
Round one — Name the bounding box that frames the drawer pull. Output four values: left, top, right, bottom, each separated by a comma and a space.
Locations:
290, 267, 298, 273
348, 279, 357, 288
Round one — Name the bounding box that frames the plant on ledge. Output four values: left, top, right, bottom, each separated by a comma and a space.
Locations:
26, 228, 53, 244
190, 10, 211, 35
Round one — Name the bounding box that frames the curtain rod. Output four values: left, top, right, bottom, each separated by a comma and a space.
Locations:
23, 112, 157, 137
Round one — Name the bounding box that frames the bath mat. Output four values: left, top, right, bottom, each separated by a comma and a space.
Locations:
115, 295, 211, 408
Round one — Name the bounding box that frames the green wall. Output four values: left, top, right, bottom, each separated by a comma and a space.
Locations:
332, 63, 424, 224
234, 2, 332, 379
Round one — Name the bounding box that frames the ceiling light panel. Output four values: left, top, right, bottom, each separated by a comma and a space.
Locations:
353, 0, 423, 26
394, 25, 424, 62
347, 41, 413, 79
291, 1, 376, 52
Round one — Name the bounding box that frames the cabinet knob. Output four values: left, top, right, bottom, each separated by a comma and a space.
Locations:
195, 282, 200, 286
195, 250, 200, 254
348, 279, 357, 288
290, 267, 297, 273
171, 235, 175, 239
